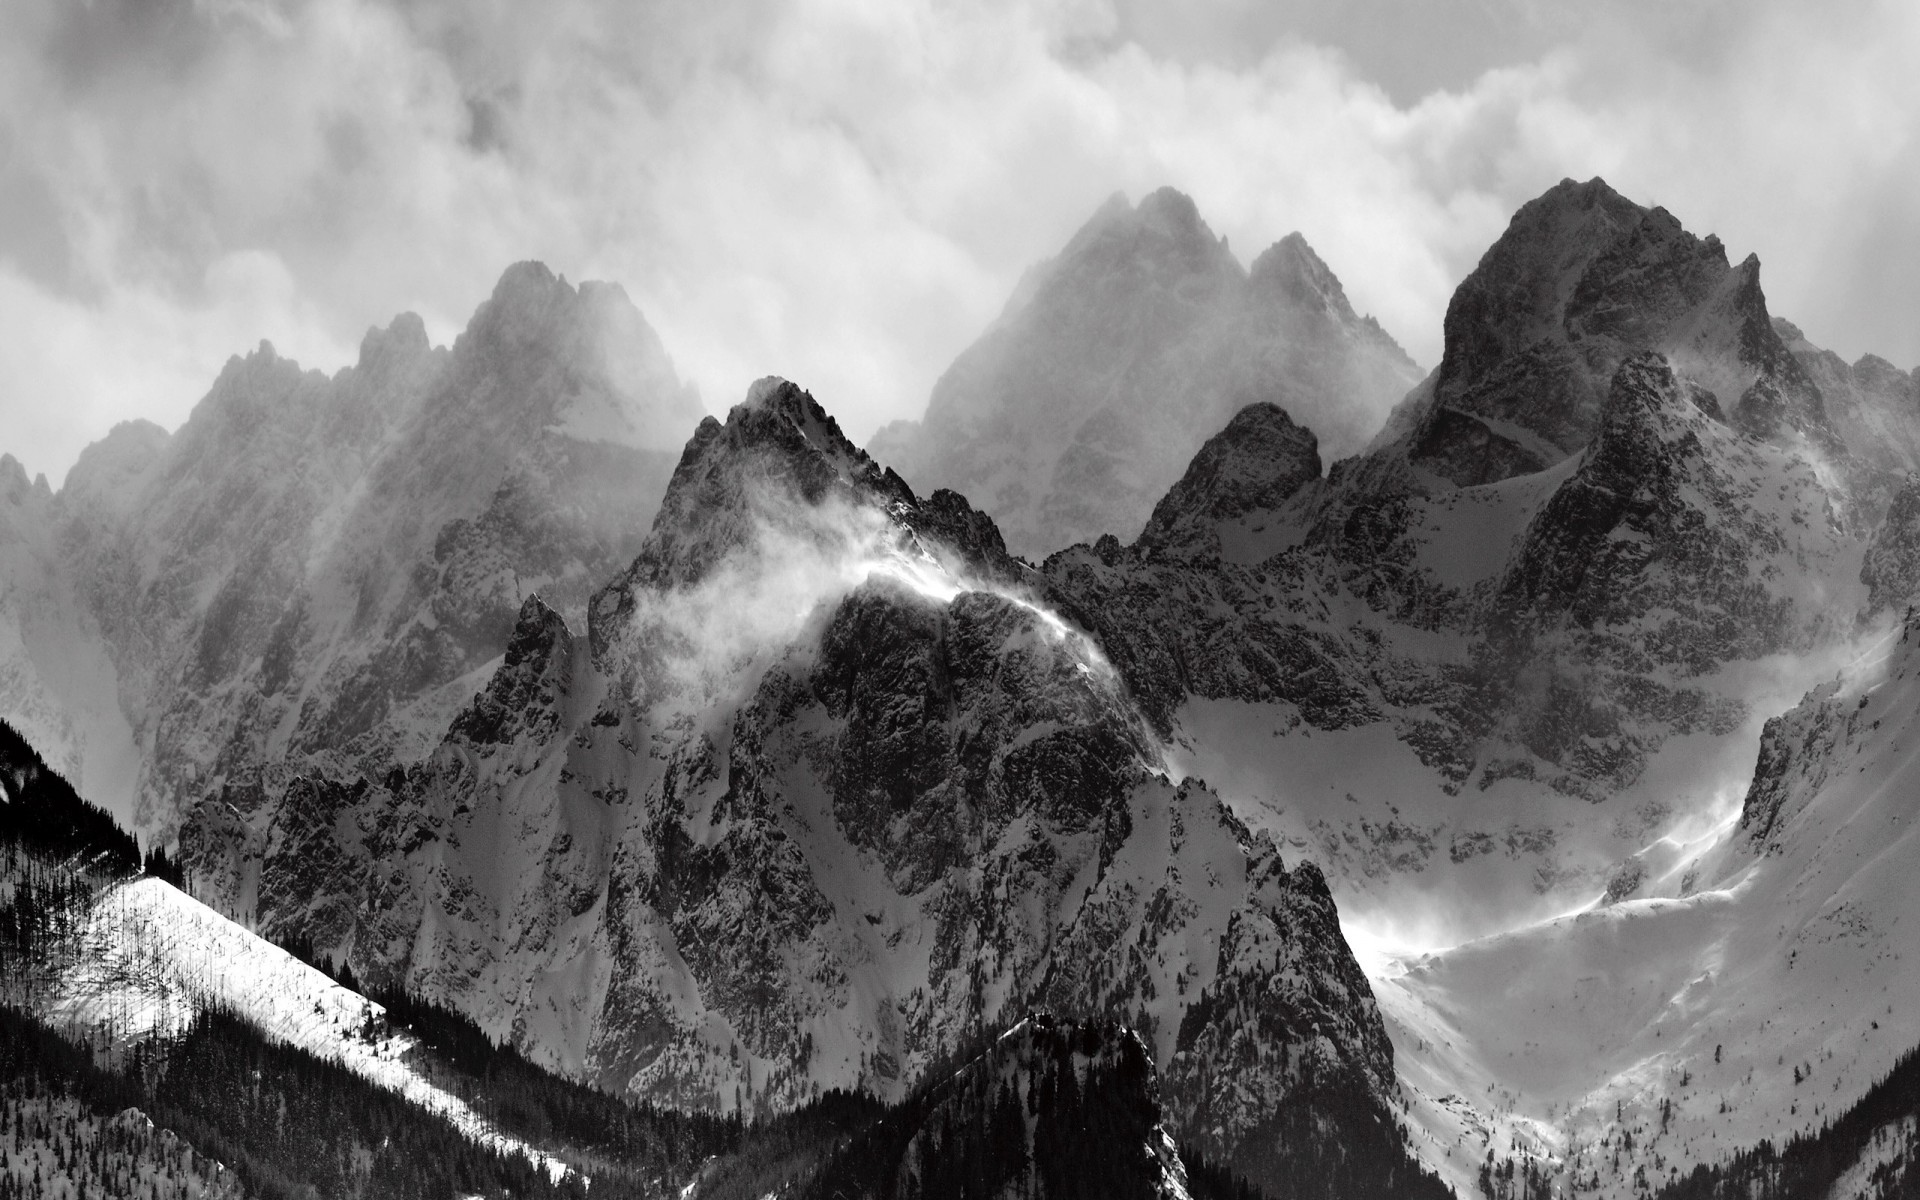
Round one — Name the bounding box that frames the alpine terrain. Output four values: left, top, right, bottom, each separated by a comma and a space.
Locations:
3, 175, 1920, 1200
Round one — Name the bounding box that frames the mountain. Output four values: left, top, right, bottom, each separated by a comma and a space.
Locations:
169, 176, 1920, 1199
1774, 315, 1920, 524
1009, 178, 1912, 1197
1386, 177, 1837, 488
0, 262, 703, 835
1658, 1042, 1920, 1200
13, 171, 1920, 1200
0, 713, 1338, 1200
869, 187, 1423, 558
179, 378, 1428, 1195
1369, 606, 1920, 1200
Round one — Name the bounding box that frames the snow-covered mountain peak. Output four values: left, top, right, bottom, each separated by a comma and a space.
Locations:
593, 378, 910, 617
447, 260, 703, 453
735, 374, 889, 488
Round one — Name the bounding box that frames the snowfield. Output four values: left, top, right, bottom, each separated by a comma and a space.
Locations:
44, 876, 570, 1183
1367, 619, 1920, 1199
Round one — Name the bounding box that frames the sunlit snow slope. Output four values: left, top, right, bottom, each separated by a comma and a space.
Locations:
1374, 616, 1920, 1198
42, 876, 567, 1182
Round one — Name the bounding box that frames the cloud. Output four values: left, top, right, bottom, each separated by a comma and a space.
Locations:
0, 0, 1915, 486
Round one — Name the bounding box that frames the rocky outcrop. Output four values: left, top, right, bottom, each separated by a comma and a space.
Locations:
1862, 476, 1920, 619
870, 187, 1421, 556
1136, 402, 1322, 560
1036, 290, 1856, 825
1401, 178, 1834, 486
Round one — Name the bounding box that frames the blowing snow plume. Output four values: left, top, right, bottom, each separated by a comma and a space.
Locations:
588, 376, 1145, 744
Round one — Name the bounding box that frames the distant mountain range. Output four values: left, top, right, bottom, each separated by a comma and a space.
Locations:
5, 177, 1920, 1199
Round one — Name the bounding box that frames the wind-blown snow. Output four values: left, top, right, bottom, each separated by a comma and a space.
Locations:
1370, 616, 1920, 1199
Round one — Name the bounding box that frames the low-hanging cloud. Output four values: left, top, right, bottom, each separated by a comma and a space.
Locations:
603, 478, 1140, 762
2, 0, 1916, 486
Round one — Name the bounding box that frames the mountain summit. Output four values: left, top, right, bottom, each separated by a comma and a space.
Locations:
870, 187, 1422, 557
181, 376, 1419, 1196
1390, 176, 1834, 485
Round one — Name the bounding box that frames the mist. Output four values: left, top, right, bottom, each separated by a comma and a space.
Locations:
4, 0, 1918, 488
601, 477, 1138, 752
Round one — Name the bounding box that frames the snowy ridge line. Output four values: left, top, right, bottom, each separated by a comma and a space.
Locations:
44, 876, 571, 1184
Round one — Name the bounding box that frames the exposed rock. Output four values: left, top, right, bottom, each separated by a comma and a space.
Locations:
1862, 476, 1920, 618
1137, 402, 1322, 560
1402, 177, 1834, 486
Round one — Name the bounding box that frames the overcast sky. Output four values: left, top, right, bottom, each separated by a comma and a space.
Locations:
2, 0, 1915, 486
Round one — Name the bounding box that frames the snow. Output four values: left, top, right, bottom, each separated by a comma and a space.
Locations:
43, 877, 571, 1184
1369, 621, 1920, 1198
1406, 455, 1575, 590
1826, 1116, 1916, 1200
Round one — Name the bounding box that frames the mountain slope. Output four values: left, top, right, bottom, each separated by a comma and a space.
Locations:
8, 262, 704, 835
870, 188, 1422, 557
0, 452, 142, 821
182, 378, 1421, 1195
1774, 315, 1920, 525
1370, 607, 1920, 1200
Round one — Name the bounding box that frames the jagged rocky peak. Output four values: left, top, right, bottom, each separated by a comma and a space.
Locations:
1404, 176, 1829, 486
1249, 230, 1353, 316
588, 376, 1028, 685
1862, 475, 1920, 619
869, 186, 1422, 558
448, 593, 576, 748
596, 376, 909, 600
449, 260, 703, 452
28, 255, 710, 836
353, 309, 432, 371
57, 419, 172, 531
0, 454, 41, 505
1136, 401, 1322, 558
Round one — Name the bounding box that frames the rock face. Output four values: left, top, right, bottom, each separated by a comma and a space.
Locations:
1862, 476, 1920, 620
1396, 177, 1835, 487
182, 380, 1406, 1195
1046, 346, 1847, 813
4, 262, 702, 832
26, 175, 1920, 1200
1136, 402, 1322, 560
870, 188, 1422, 557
